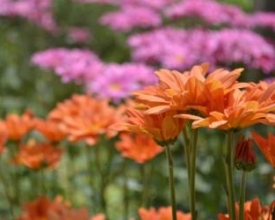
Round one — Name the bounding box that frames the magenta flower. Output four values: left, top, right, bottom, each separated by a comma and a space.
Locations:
66, 27, 91, 43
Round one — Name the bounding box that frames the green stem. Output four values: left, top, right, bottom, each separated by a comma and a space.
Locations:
123, 158, 129, 220
0, 160, 15, 219
165, 145, 177, 220
182, 129, 191, 187
223, 131, 236, 220
190, 129, 198, 220
239, 171, 246, 220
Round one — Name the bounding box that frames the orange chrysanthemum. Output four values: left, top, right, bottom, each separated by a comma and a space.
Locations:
133, 63, 244, 116
138, 206, 191, 220
116, 133, 163, 163
252, 131, 275, 167
4, 110, 35, 141
0, 120, 8, 154
218, 198, 271, 220
17, 196, 97, 220
49, 95, 122, 145
34, 118, 66, 142
13, 139, 62, 170
177, 82, 275, 130
113, 108, 185, 146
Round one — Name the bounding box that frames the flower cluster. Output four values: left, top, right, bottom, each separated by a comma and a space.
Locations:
31, 48, 157, 102
0, 0, 58, 33
17, 196, 105, 220
128, 28, 275, 72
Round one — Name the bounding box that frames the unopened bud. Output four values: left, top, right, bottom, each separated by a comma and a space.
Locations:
234, 136, 256, 172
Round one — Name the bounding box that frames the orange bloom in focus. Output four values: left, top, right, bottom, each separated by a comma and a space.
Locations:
177, 82, 275, 130
116, 133, 163, 163
133, 63, 244, 116
252, 131, 275, 167
17, 196, 97, 220
14, 140, 62, 169
113, 108, 185, 146
218, 198, 271, 220
5, 110, 34, 141
138, 206, 191, 220
49, 95, 121, 145
35, 118, 66, 142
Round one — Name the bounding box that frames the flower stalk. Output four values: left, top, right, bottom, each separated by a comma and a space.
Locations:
165, 145, 177, 220
239, 171, 246, 220
223, 131, 236, 219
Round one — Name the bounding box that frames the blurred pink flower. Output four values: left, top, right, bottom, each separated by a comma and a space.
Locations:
100, 6, 161, 32
0, 0, 58, 33
86, 63, 156, 103
31, 48, 104, 83
67, 27, 91, 43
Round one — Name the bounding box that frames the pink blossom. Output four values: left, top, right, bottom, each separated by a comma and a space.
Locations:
86, 63, 156, 103
100, 6, 162, 32
128, 27, 275, 72
249, 12, 275, 31
31, 48, 104, 83
0, 0, 58, 33
165, 0, 249, 28
66, 27, 91, 43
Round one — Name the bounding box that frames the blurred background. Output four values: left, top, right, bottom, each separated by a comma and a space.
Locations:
0, 0, 275, 219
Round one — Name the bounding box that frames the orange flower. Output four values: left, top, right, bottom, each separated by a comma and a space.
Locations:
4, 110, 34, 141
116, 133, 163, 163
91, 214, 105, 220
252, 131, 275, 167
0, 120, 8, 154
177, 82, 275, 130
49, 95, 121, 145
17, 196, 93, 220
34, 118, 66, 142
133, 63, 244, 116
13, 139, 62, 170
138, 206, 191, 220
217, 198, 270, 220
113, 108, 185, 146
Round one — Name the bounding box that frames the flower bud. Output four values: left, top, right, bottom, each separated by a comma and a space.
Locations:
234, 136, 256, 172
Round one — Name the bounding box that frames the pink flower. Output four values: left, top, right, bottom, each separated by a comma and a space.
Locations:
86, 63, 156, 103
100, 6, 161, 32
31, 48, 104, 83
66, 27, 91, 43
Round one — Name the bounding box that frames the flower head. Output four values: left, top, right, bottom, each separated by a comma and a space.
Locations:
113, 107, 185, 146
252, 131, 275, 167
218, 198, 271, 220
17, 196, 96, 220
4, 110, 35, 141
116, 133, 162, 163
49, 95, 121, 145
138, 206, 191, 220
234, 136, 256, 171
13, 140, 62, 170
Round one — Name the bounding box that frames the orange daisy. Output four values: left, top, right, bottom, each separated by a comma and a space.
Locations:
218, 198, 270, 220
116, 133, 163, 163
0, 120, 8, 154
13, 139, 62, 170
34, 118, 66, 142
113, 107, 185, 146
177, 82, 275, 130
252, 131, 275, 167
49, 95, 122, 145
4, 110, 35, 141
138, 206, 191, 220
17, 196, 95, 220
